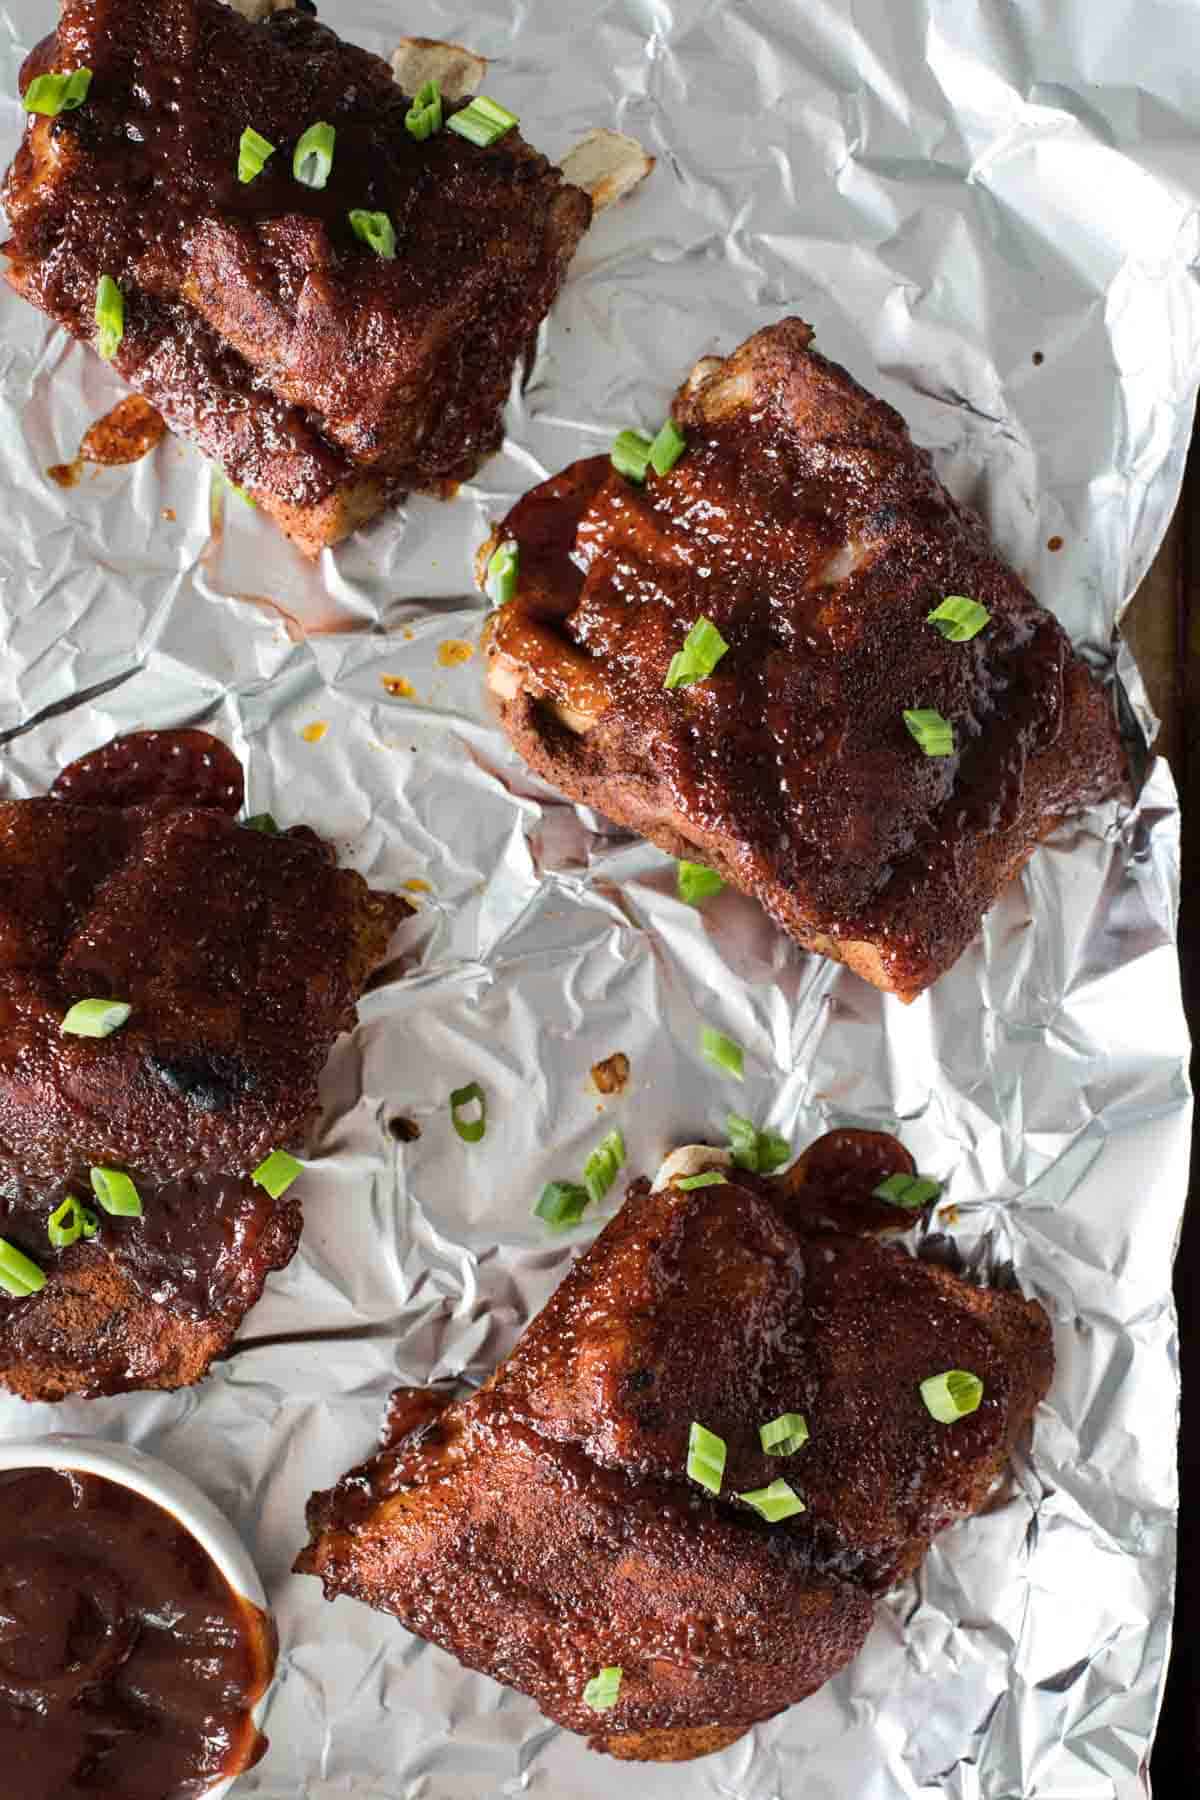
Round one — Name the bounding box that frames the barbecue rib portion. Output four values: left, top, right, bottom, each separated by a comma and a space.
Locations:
0, 730, 409, 1399
2, 0, 591, 554
482, 320, 1127, 999
298, 1135, 1053, 1758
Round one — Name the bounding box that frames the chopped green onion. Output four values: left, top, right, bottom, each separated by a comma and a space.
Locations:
759, 1412, 809, 1457
687, 1421, 726, 1494
583, 1129, 626, 1206
872, 1172, 942, 1210
244, 812, 279, 834
738, 1477, 806, 1522
24, 67, 92, 116
251, 1150, 302, 1199
446, 94, 518, 148
238, 126, 276, 184
677, 860, 724, 905
927, 596, 990, 642
90, 1167, 143, 1217
582, 1666, 623, 1712
611, 429, 653, 483
94, 275, 124, 361
649, 419, 687, 476
675, 1170, 726, 1190
48, 1195, 99, 1250
60, 998, 131, 1039
0, 1238, 46, 1297
701, 1026, 744, 1081
903, 708, 955, 757
920, 1369, 983, 1423
449, 1082, 487, 1144
293, 120, 335, 189
486, 540, 519, 606
405, 79, 443, 142
348, 208, 396, 259
665, 617, 730, 690
533, 1180, 590, 1229
726, 1113, 790, 1174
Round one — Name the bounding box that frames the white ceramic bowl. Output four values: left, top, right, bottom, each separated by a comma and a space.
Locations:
0, 1434, 276, 1800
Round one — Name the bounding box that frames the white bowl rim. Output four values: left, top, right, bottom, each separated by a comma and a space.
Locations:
0, 1433, 275, 1799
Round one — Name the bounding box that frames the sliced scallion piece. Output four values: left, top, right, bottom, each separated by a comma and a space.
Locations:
94, 275, 124, 362
903, 708, 955, 757
405, 79, 443, 142
759, 1412, 809, 1457
582, 1129, 625, 1206
726, 1113, 790, 1174
24, 67, 92, 116
687, 1420, 726, 1494
611, 429, 653, 483
0, 1238, 46, 1297
665, 617, 729, 690
701, 1026, 744, 1081
533, 1180, 590, 1229
920, 1369, 983, 1423
251, 1150, 302, 1199
677, 860, 724, 905
238, 126, 276, 184
873, 1172, 941, 1209
738, 1477, 806, 1522
582, 1666, 623, 1712
48, 1194, 99, 1250
60, 998, 131, 1039
90, 1167, 143, 1218
649, 418, 686, 476
293, 120, 335, 189
244, 812, 279, 834
927, 595, 990, 642
486, 540, 519, 606
449, 1082, 487, 1144
676, 1170, 726, 1190
446, 94, 517, 148
348, 208, 396, 259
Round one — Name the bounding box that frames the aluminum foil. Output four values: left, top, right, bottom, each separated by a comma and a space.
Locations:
0, 2, 1195, 1795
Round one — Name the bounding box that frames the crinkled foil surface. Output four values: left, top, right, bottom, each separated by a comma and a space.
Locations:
0, 1, 1196, 1795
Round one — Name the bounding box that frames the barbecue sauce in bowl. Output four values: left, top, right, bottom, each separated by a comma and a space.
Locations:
0, 1466, 274, 1799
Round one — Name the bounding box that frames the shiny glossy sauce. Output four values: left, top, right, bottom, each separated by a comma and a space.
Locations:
0, 1467, 274, 1799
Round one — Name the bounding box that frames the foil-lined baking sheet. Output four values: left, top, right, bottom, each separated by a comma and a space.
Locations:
0, 2, 1195, 1795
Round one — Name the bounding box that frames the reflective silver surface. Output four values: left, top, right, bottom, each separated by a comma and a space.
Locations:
0, 2, 1194, 1795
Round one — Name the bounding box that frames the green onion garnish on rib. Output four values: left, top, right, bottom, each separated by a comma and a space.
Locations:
244, 812, 279, 834
486, 540, 519, 606
582, 1129, 625, 1206
24, 67, 92, 116
0, 1238, 46, 1297
675, 1170, 726, 1190
582, 1666, 623, 1711
251, 1150, 302, 1199
649, 418, 687, 475
873, 1172, 941, 1209
611, 429, 653, 483
94, 276, 124, 361
446, 95, 518, 147
759, 1412, 809, 1457
927, 595, 990, 642
677, 860, 724, 904
920, 1369, 983, 1423
237, 126, 276, 184
60, 998, 131, 1038
48, 1195, 99, 1250
687, 1420, 726, 1493
533, 1180, 590, 1229
665, 617, 729, 690
293, 121, 335, 188
726, 1113, 790, 1173
405, 79, 443, 141
738, 1477, 806, 1522
903, 708, 955, 757
701, 1025, 744, 1081
449, 1082, 487, 1143
348, 209, 396, 259
90, 1167, 143, 1217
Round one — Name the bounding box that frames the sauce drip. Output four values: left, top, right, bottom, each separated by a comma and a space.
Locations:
0, 1468, 274, 1800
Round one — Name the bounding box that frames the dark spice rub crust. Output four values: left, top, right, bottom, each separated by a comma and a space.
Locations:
482, 319, 1127, 999
298, 1132, 1052, 1760
0, 729, 409, 1399
2, 0, 591, 554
